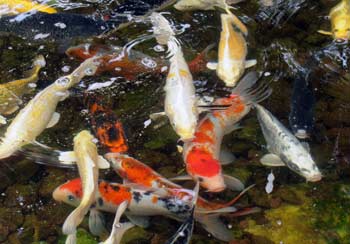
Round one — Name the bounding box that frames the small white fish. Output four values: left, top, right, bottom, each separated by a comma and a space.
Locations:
207, 13, 256, 87
61, 130, 109, 239
255, 104, 322, 182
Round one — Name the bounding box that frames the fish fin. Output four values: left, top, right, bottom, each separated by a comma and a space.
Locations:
228, 207, 261, 217
223, 174, 245, 191
33, 54, 46, 68
89, 209, 107, 237
177, 145, 183, 153
245, 59, 257, 68
32, 140, 52, 150
104, 201, 134, 244
149, 111, 166, 120
317, 30, 333, 36
301, 142, 310, 152
206, 62, 218, 70
0, 115, 7, 125
4, 105, 20, 114
58, 151, 77, 164
260, 153, 285, 166
65, 232, 76, 244
62, 207, 86, 235
231, 71, 272, 105
125, 213, 150, 228
195, 214, 235, 242
227, 0, 245, 4
170, 175, 192, 181
46, 112, 60, 128
196, 206, 237, 214
97, 155, 110, 169
224, 123, 242, 135
219, 149, 236, 165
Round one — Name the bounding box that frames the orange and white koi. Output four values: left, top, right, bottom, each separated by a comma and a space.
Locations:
207, 13, 256, 87
183, 72, 271, 192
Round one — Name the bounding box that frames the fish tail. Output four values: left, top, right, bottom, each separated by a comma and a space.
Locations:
195, 213, 235, 242
231, 71, 272, 105
166, 35, 181, 59
62, 206, 88, 235
23, 55, 46, 83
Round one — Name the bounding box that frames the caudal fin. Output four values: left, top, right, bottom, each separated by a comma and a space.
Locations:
62, 207, 87, 235
231, 71, 272, 105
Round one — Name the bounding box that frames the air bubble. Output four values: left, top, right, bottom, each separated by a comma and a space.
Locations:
55, 77, 70, 86
141, 57, 157, 68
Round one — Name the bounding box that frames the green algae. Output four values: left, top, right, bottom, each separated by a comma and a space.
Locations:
58, 228, 97, 244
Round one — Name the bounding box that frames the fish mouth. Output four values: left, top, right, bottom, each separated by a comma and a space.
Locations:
307, 174, 322, 182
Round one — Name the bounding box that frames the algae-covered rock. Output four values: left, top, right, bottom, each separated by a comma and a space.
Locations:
39, 168, 67, 198
143, 124, 178, 150
121, 226, 152, 244
4, 183, 38, 210
58, 228, 98, 244
245, 183, 350, 243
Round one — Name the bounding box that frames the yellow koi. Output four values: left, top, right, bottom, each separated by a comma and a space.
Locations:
0, 57, 100, 159
59, 130, 109, 240
0, 0, 57, 15
207, 13, 256, 87
0, 55, 45, 124
174, 0, 243, 12
318, 0, 350, 41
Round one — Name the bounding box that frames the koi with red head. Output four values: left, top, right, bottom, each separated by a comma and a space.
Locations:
183, 72, 272, 192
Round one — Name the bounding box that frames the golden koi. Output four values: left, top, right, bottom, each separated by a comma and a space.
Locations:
207, 13, 256, 87
0, 57, 100, 159
59, 130, 109, 240
0, 0, 56, 16
318, 0, 350, 41
0, 55, 45, 124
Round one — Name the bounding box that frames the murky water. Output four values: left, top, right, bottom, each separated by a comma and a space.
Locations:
0, 0, 350, 243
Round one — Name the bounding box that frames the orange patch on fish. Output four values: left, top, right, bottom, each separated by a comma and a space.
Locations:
186, 147, 220, 177
151, 196, 158, 204
121, 158, 158, 187
60, 178, 83, 198
99, 181, 132, 205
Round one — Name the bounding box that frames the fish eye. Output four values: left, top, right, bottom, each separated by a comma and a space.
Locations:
68, 195, 75, 201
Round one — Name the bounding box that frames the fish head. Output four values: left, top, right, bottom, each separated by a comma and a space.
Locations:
332, 16, 350, 41
198, 174, 226, 192
105, 153, 135, 177
186, 148, 225, 192
288, 153, 322, 182
52, 178, 82, 206
74, 130, 95, 144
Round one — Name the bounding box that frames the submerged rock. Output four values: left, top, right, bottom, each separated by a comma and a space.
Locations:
0, 207, 23, 242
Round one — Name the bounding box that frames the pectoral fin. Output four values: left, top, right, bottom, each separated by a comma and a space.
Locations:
245, 59, 257, 68
260, 153, 285, 166
170, 175, 192, 181
149, 112, 166, 121
224, 124, 242, 135
317, 30, 333, 36
97, 155, 110, 169
206, 62, 218, 70
195, 214, 234, 242
89, 209, 107, 236
219, 149, 236, 165
125, 213, 150, 228
58, 151, 76, 164
0, 115, 6, 125
223, 174, 244, 191
46, 112, 60, 128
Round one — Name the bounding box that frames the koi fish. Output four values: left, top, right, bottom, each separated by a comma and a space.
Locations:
255, 104, 322, 182
84, 94, 129, 153
174, 0, 242, 12
106, 153, 257, 242
207, 13, 256, 87
66, 43, 212, 80
53, 178, 193, 228
0, 0, 56, 16
0, 55, 45, 124
58, 130, 109, 241
53, 178, 238, 242
0, 57, 99, 159
318, 0, 350, 41
151, 13, 198, 140
183, 72, 271, 192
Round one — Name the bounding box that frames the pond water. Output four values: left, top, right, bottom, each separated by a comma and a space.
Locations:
0, 0, 350, 243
